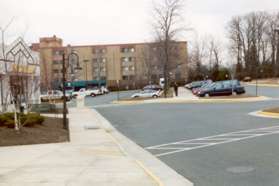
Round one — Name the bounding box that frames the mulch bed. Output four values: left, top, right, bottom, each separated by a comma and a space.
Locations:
201, 94, 257, 99
0, 117, 68, 147
262, 107, 279, 113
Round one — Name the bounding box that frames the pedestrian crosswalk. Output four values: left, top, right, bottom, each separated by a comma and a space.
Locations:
146, 126, 279, 157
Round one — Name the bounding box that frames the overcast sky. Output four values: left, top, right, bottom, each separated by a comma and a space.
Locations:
1, 0, 279, 46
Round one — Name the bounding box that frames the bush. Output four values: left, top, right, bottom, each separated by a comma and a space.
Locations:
0, 112, 45, 128
23, 113, 45, 127
5, 119, 15, 128
0, 113, 15, 128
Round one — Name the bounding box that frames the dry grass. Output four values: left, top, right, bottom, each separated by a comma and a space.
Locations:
262, 107, 279, 113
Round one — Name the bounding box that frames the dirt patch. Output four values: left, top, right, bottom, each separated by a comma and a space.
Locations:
0, 117, 68, 147
201, 94, 257, 99
262, 107, 279, 113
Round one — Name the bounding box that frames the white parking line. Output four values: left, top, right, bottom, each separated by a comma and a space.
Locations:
146, 126, 279, 157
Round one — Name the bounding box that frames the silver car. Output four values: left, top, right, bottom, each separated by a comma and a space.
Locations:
131, 89, 161, 98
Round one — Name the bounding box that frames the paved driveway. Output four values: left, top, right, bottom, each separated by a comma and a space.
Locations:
94, 86, 279, 186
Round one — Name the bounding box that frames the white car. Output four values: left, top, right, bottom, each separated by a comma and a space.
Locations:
131, 89, 162, 98
72, 88, 100, 98
100, 86, 109, 94
40, 90, 71, 102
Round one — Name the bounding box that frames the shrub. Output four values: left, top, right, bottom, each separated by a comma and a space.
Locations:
0, 113, 15, 128
3, 112, 15, 120
23, 113, 45, 127
0, 112, 45, 128
5, 119, 15, 128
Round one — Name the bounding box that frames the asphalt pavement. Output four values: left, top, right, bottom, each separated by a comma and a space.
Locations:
67, 90, 137, 108
245, 85, 279, 98
90, 86, 279, 186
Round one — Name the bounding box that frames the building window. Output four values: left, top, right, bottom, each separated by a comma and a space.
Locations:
121, 47, 135, 53
92, 58, 97, 63
53, 50, 64, 55
122, 75, 129, 80
101, 67, 106, 72
130, 66, 135, 71
92, 47, 107, 54
121, 57, 135, 63
122, 66, 129, 72
130, 48, 135, 53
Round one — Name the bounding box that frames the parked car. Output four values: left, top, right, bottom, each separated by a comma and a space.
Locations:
131, 89, 162, 98
72, 88, 100, 98
192, 81, 213, 95
184, 83, 192, 89
40, 90, 71, 102
143, 84, 162, 91
100, 86, 109, 94
186, 80, 212, 90
197, 80, 245, 97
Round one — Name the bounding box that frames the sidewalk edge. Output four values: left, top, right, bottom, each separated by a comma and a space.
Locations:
92, 108, 193, 186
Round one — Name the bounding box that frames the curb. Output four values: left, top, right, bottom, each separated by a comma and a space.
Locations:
245, 83, 279, 87
112, 96, 270, 105
249, 110, 279, 119
136, 160, 164, 186
92, 108, 193, 186
257, 111, 279, 118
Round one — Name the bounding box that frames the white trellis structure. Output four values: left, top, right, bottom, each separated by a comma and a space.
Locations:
0, 37, 40, 112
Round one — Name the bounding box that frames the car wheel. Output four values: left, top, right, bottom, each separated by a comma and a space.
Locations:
152, 95, 158, 98
90, 93, 96, 97
205, 93, 209, 97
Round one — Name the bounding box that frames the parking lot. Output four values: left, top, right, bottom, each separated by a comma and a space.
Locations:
86, 85, 279, 186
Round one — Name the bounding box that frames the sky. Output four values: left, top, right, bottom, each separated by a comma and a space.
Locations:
0, 0, 279, 47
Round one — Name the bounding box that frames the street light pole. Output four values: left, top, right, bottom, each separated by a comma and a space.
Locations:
62, 51, 81, 132
62, 53, 67, 130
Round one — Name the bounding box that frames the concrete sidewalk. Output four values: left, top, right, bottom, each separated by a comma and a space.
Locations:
0, 108, 158, 186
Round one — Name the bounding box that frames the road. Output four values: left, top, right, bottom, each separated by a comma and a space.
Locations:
245, 84, 279, 98
86, 85, 279, 186
67, 90, 137, 108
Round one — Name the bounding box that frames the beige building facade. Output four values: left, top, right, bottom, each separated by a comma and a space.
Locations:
31, 35, 188, 90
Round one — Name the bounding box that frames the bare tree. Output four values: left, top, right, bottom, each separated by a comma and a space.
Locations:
227, 11, 279, 79
152, 0, 185, 97
139, 45, 154, 84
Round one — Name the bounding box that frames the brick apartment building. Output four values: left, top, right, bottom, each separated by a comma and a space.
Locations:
31, 35, 188, 91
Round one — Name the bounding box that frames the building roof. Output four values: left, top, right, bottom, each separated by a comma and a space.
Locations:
31, 40, 187, 50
